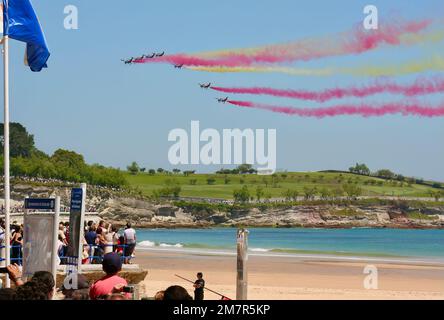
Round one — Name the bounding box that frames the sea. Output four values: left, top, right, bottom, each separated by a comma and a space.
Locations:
135, 227, 444, 262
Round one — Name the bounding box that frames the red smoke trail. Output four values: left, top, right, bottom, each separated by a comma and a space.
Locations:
211, 77, 444, 103
226, 100, 444, 118
133, 19, 430, 68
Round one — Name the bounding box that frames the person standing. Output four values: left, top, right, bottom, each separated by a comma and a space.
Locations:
104, 224, 115, 255
10, 225, 23, 265
123, 223, 136, 264
0, 219, 5, 265
193, 272, 205, 300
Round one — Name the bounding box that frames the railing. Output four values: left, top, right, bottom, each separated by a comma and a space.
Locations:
0, 244, 23, 264
0, 243, 136, 266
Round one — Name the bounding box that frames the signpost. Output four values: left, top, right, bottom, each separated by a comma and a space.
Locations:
23, 196, 60, 286
24, 198, 55, 210
66, 183, 86, 272
236, 228, 249, 300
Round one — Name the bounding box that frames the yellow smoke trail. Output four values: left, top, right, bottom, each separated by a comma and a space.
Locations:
195, 27, 444, 59
187, 56, 444, 76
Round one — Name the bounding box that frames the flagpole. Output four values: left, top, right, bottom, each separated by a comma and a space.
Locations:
3, 34, 11, 288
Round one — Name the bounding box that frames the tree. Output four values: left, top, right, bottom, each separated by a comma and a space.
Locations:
157, 168, 164, 173
173, 168, 181, 174
319, 187, 332, 200
0, 122, 35, 157
256, 186, 264, 201
183, 170, 195, 176
237, 164, 256, 174
431, 191, 443, 201
148, 169, 156, 175
349, 163, 370, 176
207, 177, 216, 185
271, 174, 280, 188
283, 189, 298, 201
127, 161, 140, 175
343, 183, 362, 199
375, 169, 395, 179
140, 167, 146, 173
233, 185, 250, 203
303, 186, 317, 200
224, 175, 231, 185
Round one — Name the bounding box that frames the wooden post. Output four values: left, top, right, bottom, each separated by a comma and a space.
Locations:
236, 228, 249, 300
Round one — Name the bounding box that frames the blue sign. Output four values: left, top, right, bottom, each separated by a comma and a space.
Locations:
70, 188, 83, 213
24, 198, 55, 210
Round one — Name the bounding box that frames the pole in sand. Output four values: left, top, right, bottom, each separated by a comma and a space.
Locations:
236, 228, 249, 300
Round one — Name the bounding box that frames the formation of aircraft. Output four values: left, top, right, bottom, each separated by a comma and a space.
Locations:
199, 82, 211, 89
216, 97, 229, 103
122, 51, 164, 64
121, 57, 135, 64
174, 64, 184, 69
142, 53, 156, 59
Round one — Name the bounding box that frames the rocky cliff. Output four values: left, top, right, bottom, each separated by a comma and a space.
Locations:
2, 183, 444, 229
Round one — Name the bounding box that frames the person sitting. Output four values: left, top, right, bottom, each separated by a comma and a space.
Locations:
14, 271, 55, 300
31, 271, 55, 299
89, 252, 129, 300
154, 290, 165, 300
163, 285, 193, 300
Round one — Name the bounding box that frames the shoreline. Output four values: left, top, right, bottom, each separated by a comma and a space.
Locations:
127, 224, 444, 230
135, 246, 444, 266
136, 249, 444, 300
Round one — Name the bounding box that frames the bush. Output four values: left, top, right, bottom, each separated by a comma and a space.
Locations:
233, 185, 250, 203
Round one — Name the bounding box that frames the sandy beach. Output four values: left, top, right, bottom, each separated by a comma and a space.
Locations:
136, 249, 444, 300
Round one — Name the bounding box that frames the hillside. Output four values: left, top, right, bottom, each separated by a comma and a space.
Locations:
1, 179, 443, 229
126, 171, 443, 200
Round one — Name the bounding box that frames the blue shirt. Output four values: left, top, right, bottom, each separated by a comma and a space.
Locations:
85, 231, 97, 245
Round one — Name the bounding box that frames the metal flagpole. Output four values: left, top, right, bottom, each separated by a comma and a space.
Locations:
3, 33, 11, 288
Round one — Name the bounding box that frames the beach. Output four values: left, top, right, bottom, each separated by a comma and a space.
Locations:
136, 249, 444, 300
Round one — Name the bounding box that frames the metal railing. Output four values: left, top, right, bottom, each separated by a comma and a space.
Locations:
0, 243, 136, 265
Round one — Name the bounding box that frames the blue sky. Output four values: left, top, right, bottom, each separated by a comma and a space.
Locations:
2, 0, 444, 180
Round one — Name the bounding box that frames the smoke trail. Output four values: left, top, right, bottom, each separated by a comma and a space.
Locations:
210, 78, 444, 103
226, 100, 444, 118
188, 65, 334, 75
134, 19, 432, 67
188, 56, 444, 76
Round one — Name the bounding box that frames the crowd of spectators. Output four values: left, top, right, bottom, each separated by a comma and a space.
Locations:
80, 220, 137, 265
1, 218, 136, 267
0, 252, 204, 301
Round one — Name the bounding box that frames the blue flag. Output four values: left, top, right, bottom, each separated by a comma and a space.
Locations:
2, 0, 50, 72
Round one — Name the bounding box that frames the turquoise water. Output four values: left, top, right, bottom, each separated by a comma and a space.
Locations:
135, 227, 444, 260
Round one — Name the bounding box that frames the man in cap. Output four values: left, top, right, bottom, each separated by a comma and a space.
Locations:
89, 252, 129, 300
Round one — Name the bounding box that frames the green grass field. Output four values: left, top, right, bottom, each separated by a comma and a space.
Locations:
125, 171, 441, 199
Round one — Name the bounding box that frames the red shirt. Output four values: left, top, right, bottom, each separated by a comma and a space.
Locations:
89, 274, 128, 300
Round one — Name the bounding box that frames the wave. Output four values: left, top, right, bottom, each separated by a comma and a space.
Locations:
138, 240, 183, 248
159, 243, 183, 248
137, 240, 402, 258
250, 248, 271, 252
138, 240, 156, 247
